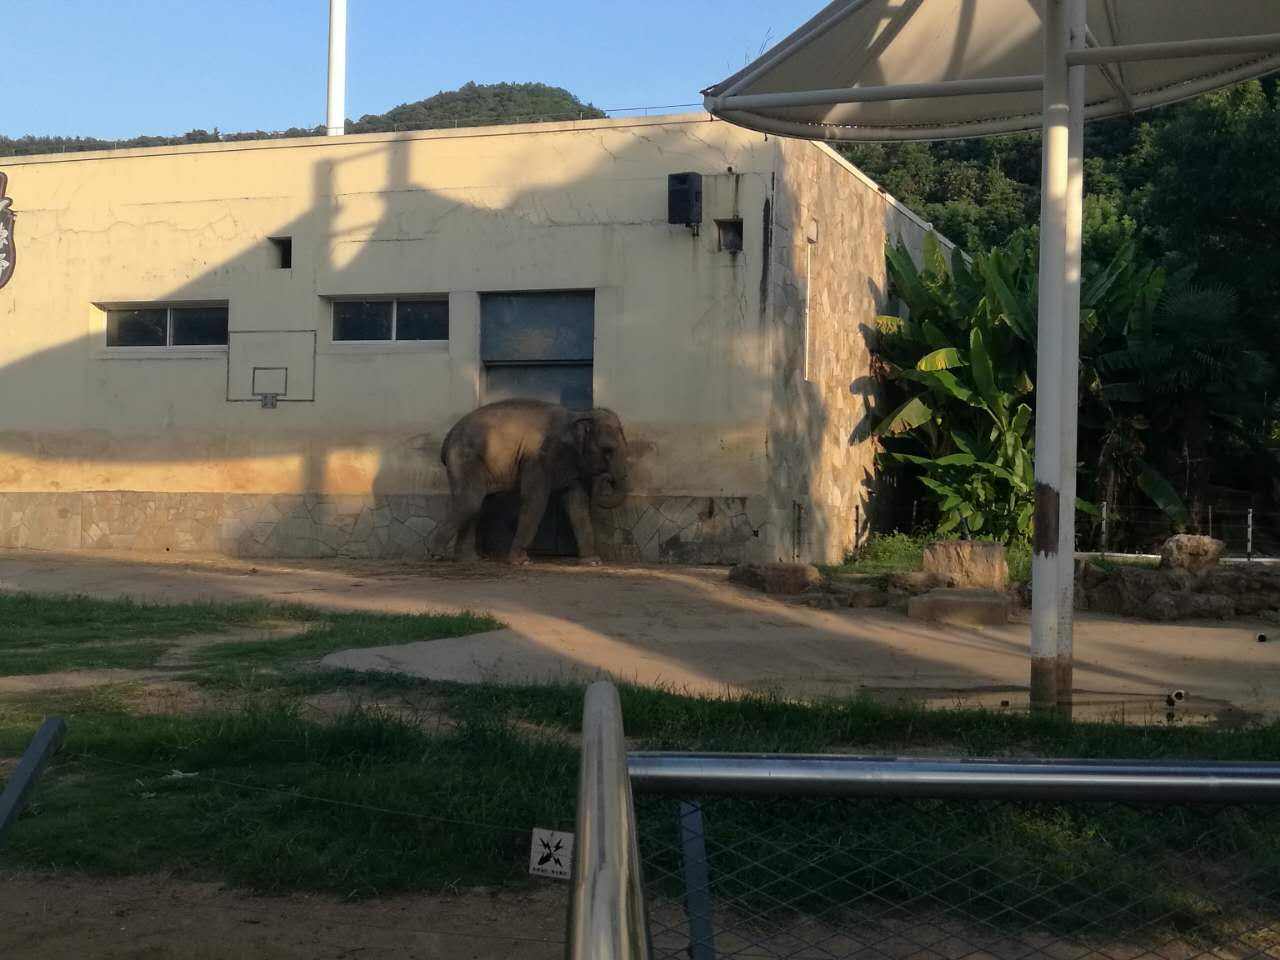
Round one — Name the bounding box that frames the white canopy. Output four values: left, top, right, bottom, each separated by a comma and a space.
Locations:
703, 0, 1280, 714
704, 0, 1280, 141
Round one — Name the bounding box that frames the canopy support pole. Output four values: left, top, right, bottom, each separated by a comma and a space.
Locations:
1056, 0, 1087, 718
1031, 0, 1077, 713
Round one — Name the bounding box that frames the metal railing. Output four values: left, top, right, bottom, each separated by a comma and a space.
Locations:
0, 716, 65, 851
628, 752, 1280, 802
567, 682, 650, 960
569, 683, 1280, 960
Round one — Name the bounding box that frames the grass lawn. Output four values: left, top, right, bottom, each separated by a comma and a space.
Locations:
1, 592, 1279, 935
0, 592, 498, 675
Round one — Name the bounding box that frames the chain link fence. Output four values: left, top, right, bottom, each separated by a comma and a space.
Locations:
631, 779, 1280, 960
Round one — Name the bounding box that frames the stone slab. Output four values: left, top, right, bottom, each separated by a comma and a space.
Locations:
907, 588, 1012, 626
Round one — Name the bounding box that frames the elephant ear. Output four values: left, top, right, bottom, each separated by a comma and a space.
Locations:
572, 415, 595, 456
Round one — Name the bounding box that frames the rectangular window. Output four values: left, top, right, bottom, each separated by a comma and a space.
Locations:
106, 305, 228, 348
332, 298, 449, 342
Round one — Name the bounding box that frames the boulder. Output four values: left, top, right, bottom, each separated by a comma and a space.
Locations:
907, 588, 1012, 626
889, 570, 955, 595
1159, 534, 1225, 575
846, 585, 891, 609
923, 540, 1009, 590
729, 562, 821, 595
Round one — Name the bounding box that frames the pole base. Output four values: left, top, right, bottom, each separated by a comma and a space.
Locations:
1030, 657, 1058, 715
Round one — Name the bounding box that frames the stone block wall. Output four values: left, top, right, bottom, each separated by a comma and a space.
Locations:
761, 142, 887, 565
0, 490, 767, 563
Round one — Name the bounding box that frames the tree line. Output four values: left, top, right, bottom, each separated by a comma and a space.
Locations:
0, 83, 605, 157
858, 79, 1280, 550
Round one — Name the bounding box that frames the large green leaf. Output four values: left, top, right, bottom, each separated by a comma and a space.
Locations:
885, 242, 934, 314
919, 475, 961, 499
1011, 403, 1032, 438
872, 396, 933, 437
1082, 240, 1136, 307
1136, 462, 1190, 526
968, 327, 1005, 421
896, 368, 978, 405
978, 253, 1035, 343
916, 347, 966, 371
922, 231, 949, 279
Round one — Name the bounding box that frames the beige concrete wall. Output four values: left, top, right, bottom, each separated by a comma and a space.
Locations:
0, 116, 773, 499
0, 114, 941, 561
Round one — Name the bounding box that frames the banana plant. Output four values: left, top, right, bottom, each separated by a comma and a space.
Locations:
872, 232, 1189, 541
873, 235, 1037, 541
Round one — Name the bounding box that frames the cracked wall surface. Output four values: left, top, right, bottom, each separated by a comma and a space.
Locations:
0, 115, 946, 563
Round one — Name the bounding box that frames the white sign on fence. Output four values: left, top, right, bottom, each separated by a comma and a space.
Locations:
528, 828, 574, 880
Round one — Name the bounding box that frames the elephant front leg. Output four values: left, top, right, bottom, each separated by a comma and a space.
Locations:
509, 468, 551, 565
563, 483, 601, 566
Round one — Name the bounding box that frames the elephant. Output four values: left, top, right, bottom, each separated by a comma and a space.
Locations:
429, 399, 628, 565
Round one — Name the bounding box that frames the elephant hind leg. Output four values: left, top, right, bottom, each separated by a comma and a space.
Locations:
430, 458, 487, 561
430, 486, 485, 560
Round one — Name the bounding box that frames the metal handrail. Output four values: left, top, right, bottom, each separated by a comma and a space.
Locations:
628, 753, 1280, 803
566, 682, 650, 960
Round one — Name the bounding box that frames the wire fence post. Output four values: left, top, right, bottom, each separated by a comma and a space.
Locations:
1100, 500, 1108, 559
1208, 504, 1214, 539
1248, 507, 1254, 561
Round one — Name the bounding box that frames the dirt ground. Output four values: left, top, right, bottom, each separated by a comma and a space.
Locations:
0, 872, 566, 959
3, 549, 1280, 957
0, 549, 1277, 721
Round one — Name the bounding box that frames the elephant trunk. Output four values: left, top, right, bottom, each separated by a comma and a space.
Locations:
591, 460, 628, 509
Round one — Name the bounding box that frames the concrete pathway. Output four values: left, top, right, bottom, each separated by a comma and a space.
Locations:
0, 550, 1276, 719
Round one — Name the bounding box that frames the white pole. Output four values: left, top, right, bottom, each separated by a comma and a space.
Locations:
1056, 0, 1086, 717
1030, 0, 1072, 713
326, 0, 348, 136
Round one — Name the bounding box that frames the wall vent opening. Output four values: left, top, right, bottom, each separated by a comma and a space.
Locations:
269, 236, 293, 269
716, 218, 744, 254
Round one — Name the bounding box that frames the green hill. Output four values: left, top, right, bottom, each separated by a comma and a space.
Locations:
348, 81, 605, 133
0, 82, 605, 158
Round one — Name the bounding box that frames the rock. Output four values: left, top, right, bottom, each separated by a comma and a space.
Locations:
1079, 566, 1168, 616
907, 588, 1012, 626
846, 585, 890, 609
1159, 534, 1225, 575
729, 562, 821, 595
923, 540, 1009, 590
1142, 590, 1235, 621
888, 570, 955, 595
800, 592, 840, 610
1202, 565, 1280, 613
827, 573, 887, 592
1186, 593, 1236, 619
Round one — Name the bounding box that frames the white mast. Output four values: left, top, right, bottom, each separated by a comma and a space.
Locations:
326, 0, 347, 136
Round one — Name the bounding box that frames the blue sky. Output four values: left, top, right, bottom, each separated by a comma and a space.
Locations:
7, 0, 814, 139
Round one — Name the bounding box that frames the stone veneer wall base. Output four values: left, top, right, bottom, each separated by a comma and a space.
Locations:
0, 491, 769, 563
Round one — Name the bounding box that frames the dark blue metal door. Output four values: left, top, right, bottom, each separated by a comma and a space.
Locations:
479, 291, 595, 557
